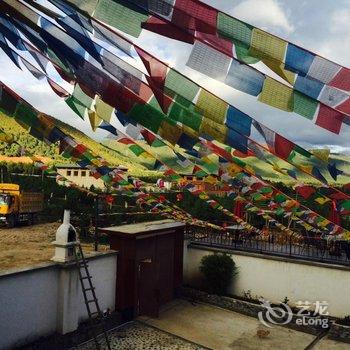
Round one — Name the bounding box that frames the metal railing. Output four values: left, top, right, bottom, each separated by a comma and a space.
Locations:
185, 226, 350, 267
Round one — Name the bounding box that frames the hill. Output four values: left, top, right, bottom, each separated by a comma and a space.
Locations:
1, 112, 348, 185
0, 112, 159, 177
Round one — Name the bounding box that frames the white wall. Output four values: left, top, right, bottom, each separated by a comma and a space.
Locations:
77, 254, 117, 321
0, 252, 117, 350
0, 265, 59, 349
184, 242, 350, 318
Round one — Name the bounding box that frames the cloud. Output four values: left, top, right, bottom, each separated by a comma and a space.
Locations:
329, 8, 350, 34
316, 8, 350, 66
231, 0, 294, 34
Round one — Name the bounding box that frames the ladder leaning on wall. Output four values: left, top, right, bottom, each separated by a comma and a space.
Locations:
74, 243, 112, 350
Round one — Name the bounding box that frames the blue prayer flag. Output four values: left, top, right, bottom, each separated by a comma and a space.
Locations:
225, 60, 265, 96
285, 44, 315, 76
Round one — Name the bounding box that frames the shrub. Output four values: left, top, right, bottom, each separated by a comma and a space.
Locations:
199, 253, 238, 295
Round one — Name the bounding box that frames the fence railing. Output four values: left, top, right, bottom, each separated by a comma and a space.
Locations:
185, 226, 350, 267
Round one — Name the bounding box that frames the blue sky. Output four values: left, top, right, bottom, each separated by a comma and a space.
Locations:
1, 0, 350, 153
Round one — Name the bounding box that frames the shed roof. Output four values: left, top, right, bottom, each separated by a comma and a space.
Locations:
100, 219, 185, 236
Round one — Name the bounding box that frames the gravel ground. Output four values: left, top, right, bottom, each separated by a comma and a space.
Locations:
76, 322, 208, 350
0, 222, 104, 271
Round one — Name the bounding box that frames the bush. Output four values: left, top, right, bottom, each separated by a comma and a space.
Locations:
199, 253, 238, 295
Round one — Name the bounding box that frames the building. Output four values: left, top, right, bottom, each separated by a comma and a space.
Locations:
56, 164, 127, 190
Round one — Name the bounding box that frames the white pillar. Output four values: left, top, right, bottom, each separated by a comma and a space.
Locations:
56, 266, 79, 334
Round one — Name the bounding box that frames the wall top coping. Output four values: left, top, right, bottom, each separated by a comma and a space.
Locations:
188, 243, 350, 272
0, 250, 118, 279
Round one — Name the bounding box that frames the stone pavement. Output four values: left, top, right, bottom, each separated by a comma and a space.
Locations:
77, 321, 208, 350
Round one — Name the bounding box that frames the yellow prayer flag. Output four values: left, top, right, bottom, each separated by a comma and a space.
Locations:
258, 77, 294, 112
227, 163, 242, 176
95, 96, 114, 123
200, 118, 227, 143
299, 164, 313, 174
344, 231, 350, 240
159, 120, 182, 145
88, 110, 102, 132
249, 28, 288, 62
195, 90, 228, 124
263, 58, 296, 85
311, 149, 330, 163
205, 175, 218, 185
314, 197, 330, 205
318, 219, 330, 227
183, 125, 199, 139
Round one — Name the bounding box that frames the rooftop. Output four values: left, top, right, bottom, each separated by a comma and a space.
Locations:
100, 219, 186, 236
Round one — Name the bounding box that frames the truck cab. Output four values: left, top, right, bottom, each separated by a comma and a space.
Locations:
0, 183, 43, 227
0, 194, 17, 215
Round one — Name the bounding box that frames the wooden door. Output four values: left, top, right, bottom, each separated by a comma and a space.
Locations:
156, 234, 175, 306
137, 258, 158, 317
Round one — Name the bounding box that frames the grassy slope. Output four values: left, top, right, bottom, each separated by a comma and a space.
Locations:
0, 112, 159, 177
1, 112, 348, 184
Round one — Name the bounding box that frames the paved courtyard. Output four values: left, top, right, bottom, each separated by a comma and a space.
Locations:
139, 299, 315, 350
77, 321, 208, 350
78, 300, 350, 350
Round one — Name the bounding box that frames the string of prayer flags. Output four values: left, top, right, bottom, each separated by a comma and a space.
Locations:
4, 5, 348, 189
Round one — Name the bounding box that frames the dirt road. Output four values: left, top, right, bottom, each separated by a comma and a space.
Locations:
0, 222, 100, 271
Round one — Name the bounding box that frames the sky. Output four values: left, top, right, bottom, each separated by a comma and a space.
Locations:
1, 0, 350, 153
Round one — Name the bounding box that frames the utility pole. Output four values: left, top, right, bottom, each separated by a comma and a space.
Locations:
94, 196, 99, 252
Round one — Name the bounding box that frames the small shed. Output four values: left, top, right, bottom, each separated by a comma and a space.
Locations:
100, 220, 185, 320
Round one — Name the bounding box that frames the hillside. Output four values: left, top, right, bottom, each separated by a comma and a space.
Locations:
0, 112, 158, 177
1, 112, 349, 184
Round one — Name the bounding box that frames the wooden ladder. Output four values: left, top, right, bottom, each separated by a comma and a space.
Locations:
74, 244, 112, 350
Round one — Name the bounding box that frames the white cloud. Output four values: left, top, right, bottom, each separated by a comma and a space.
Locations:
317, 8, 350, 66
231, 0, 294, 34
330, 8, 350, 34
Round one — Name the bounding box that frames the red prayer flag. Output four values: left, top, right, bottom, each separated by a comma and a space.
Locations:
337, 98, 350, 115
196, 31, 233, 57
330, 67, 350, 92
274, 134, 295, 160
136, 47, 168, 86
316, 105, 345, 134
296, 185, 316, 199
141, 129, 157, 145
142, 16, 195, 44
330, 192, 349, 200
47, 78, 69, 97
171, 0, 218, 34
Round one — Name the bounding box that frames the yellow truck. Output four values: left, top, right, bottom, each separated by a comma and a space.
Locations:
0, 183, 44, 227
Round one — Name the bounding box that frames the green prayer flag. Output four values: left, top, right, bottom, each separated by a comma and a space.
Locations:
128, 103, 164, 133
275, 193, 287, 203
293, 91, 318, 120
14, 103, 38, 127
165, 70, 200, 108
217, 12, 253, 47
129, 144, 145, 156
65, 96, 87, 120
94, 0, 148, 37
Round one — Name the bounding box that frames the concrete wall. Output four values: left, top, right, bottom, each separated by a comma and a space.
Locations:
0, 252, 117, 350
77, 253, 117, 321
184, 242, 350, 318
0, 265, 59, 349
